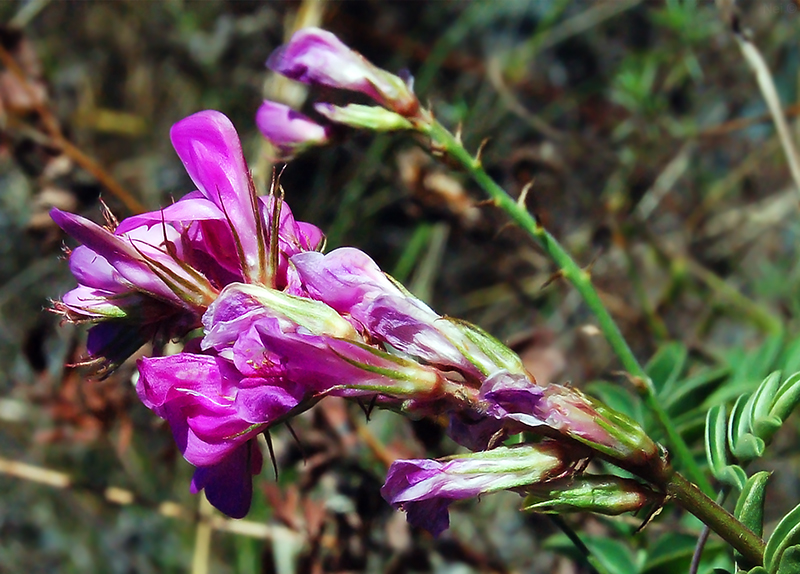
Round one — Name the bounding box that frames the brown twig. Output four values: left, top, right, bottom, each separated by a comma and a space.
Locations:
0, 41, 146, 214
698, 103, 800, 138
0, 455, 285, 540
715, 0, 800, 197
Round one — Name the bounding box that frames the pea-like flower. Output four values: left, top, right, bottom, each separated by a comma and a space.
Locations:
290, 247, 528, 383
481, 374, 659, 466
267, 27, 419, 117
54, 105, 664, 533
381, 442, 583, 536
52, 111, 324, 371
136, 281, 455, 516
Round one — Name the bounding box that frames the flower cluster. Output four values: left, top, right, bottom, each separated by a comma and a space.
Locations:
53, 28, 662, 532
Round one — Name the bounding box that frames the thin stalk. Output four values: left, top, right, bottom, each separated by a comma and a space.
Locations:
690, 489, 730, 574
421, 119, 713, 495
549, 515, 609, 574
668, 472, 764, 568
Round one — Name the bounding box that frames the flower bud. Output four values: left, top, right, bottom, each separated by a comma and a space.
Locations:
381, 441, 583, 536
482, 376, 659, 466
256, 100, 331, 160
267, 27, 419, 116
314, 103, 412, 132
522, 476, 664, 515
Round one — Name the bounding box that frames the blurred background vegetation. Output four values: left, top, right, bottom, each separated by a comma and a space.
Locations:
1, 0, 799, 572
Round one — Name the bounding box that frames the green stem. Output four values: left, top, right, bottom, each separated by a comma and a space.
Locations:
668, 472, 764, 567
422, 119, 713, 495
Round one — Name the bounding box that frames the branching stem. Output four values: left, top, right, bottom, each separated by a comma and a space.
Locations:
420, 118, 767, 566
668, 473, 764, 568
421, 119, 713, 495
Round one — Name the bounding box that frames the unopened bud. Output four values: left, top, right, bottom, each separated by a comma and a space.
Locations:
523, 476, 664, 515
256, 100, 330, 160
382, 441, 583, 536
267, 27, 419, 117
314, 103, 412, 132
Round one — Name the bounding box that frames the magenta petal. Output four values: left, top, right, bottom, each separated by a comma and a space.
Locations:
137, 354, 223, 409
404, 500, 451, 537
365, 294, 477, 371
190, 440, 263, 518
181, 422, 242, 467
137, 353, 303, 466
481, 372, 547, 428
170, 110, 261, 277
137, 354, 248, 465
256, 100, 329, 157
52, 209, 180, 304
68, 245, 123, 292
115, 195, 225, 235
289, 247, 401, 314
381, 459, 455, 537
52, 208, 204, 306
267, 28, 378, 96
234, 379, 303, 424
266, 28, 417, 113
295, 221, 325, 252
291, 248, 478, 374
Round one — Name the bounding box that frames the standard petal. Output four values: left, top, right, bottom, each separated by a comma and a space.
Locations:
170, 110, 263, 279
115, 194, 225, 235
290, 247, 403, 315
137, 354, 222, 409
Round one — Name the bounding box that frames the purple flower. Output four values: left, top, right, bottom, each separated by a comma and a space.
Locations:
137, 354, 297, 466
51, 208, 216, 309
290, 248, 527, 383
135, 281, 456, 518
202, 283, 448, 400
51, 208, 219, 372
53, 111, 325, 370
267, 27, 419, 117
137, 352, 302, 517
381, 442, 579, 536
256, 100, 330, 160
481, 375, 659, 465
